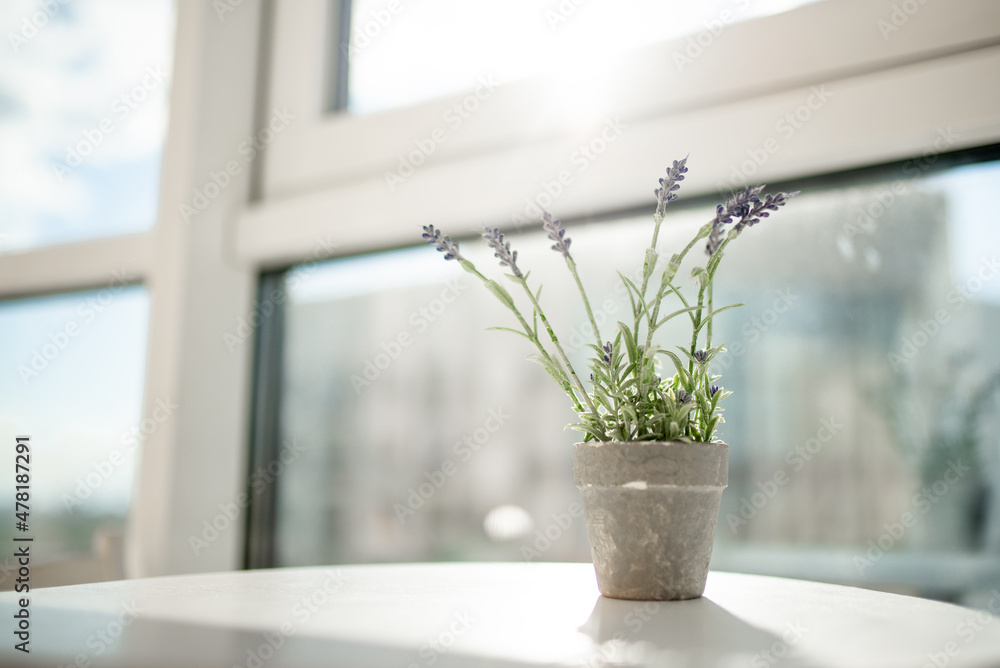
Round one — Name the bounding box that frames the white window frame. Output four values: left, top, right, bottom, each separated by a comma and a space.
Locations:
0, 0, 264, 578
1, 0, 998, 578
242, 0, 1000, 265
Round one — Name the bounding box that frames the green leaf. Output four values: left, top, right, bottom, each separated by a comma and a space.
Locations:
590, 366, 612, 387
527, 353, 569, 388
617, 271, 640, 318
486, 326, 530, 340
693, 302, 745, 335
664, 283, 692, 308
658, 349, 688, 379
569, 422, 607, 441
652, 304, 705, 331
484, 279, 517, 311
706, 248, 727, 275
617, 322, 638, 364
642, 248, 659, 282
618, 272, 643, 297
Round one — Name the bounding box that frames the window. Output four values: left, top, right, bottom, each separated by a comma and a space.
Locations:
19, 0, 987, 581
0, 0, 174, 253
0, 286, 149, 572
342, 0, 824, 115
249, 0, 999, 254
230, 0, 1000, 600
0, 0, 173, 584
260, 149, 1000, 603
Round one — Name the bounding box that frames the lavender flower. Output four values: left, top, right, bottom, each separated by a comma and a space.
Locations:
734, 190, 800, 232
654, 156, 689, 218
418, 159, 798, 444
704, 185, 801, 256
481, 225, 523, 278
542, 212, 572, 259
422, 225, 464, 261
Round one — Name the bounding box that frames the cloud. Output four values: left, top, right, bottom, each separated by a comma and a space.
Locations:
0, 0, 173, 251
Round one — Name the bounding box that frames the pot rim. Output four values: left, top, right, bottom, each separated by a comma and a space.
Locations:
573, 440, 728, 447
573, 440, 728, 488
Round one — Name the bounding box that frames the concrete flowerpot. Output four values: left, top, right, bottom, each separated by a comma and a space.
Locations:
573, 440, 728, 601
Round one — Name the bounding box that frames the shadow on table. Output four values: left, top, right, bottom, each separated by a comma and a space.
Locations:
579, 594, 799, 666
0, 603, 533, 668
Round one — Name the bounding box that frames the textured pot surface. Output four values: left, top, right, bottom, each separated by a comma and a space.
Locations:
574, 441, 728, 601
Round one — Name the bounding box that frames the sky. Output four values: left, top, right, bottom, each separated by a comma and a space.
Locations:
0, 0, 172, 523
0, 286, 149, 516
0, 0, 173, 253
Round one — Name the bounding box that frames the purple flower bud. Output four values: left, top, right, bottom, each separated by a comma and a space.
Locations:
542, 212, 572, 260
706, 187, 797, 255
677, 390, 693, 404
710, 385, 722, 397
694, 349, 709, 363
422, 224, 464, 261
481, 225, 523, 278
735, 190, 800, 232
654, 156, 689, 218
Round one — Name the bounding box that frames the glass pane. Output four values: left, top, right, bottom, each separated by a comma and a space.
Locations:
0, 0, 174, 254
0, 286, 149, 562
274, 155, 1000, 602
344, 0, 823, 114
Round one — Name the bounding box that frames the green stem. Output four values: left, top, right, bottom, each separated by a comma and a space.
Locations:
706, 281, 714, 350
463, 262, 584, 413
607, 363, 625, 442
566, 257, 602, 349
633, 212, 666, 344
689, 234, 733, 394
516, 278, 600, 419
650, 213, 665, 252
646, 223, 711, 349
667, 284, 697, 328
688, 279, 707, 386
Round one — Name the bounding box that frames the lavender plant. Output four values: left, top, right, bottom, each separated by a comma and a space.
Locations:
422, 158, 797, 443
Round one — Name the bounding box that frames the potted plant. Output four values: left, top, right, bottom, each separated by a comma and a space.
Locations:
422, 157, 797, 600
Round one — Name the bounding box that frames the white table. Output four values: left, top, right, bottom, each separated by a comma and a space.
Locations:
2, 562, 1000, 667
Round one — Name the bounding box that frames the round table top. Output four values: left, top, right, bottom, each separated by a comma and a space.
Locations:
1, 562, 999, 667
